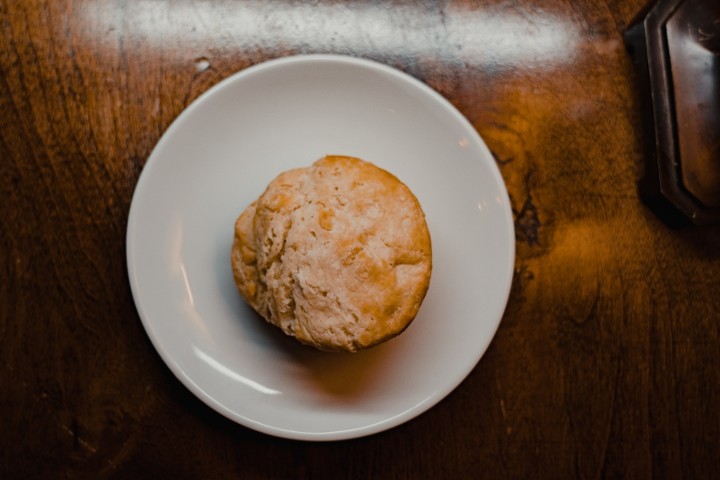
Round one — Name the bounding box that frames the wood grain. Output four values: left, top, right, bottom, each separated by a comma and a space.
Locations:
2, 0, 720, 478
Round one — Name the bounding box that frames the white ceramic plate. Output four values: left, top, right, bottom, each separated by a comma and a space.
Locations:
127, 55, 515, 441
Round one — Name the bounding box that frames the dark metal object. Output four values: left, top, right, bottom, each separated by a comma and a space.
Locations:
625, 0, 720, 226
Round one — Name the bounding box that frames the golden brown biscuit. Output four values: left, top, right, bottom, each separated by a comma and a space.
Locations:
231, 155, 432, 352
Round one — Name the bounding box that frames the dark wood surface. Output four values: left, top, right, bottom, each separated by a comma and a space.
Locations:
3, 0, 720, 478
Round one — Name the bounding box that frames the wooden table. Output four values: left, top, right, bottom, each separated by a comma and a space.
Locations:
3, 0, 719, 477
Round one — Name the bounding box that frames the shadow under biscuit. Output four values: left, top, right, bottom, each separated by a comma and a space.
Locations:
252, 308, 399, 401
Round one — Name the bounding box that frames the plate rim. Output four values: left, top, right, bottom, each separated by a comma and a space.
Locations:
126, 54, 515, 441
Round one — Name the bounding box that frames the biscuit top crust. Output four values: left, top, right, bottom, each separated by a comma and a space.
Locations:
232, 155, 432, 352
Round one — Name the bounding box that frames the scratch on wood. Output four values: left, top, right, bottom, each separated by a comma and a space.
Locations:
60, 423, 98, 454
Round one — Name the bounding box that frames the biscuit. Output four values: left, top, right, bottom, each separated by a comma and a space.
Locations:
231, 155, 432, 352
